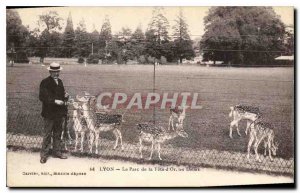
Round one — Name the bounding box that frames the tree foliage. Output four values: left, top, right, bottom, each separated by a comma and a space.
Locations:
61, 12, 75, 57
38, 11, 62, 32
74, 18, 90, 57
145, 7, 173, 61
148, 7, 170, 43
200, 7, 286, 65
172, 8, 195, 63
99, 15, 112, 49
36, 11, 63, 60
90, 28, 99, 54
6, 10, 29, 51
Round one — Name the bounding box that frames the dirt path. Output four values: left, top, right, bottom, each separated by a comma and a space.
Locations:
7, 150, 293, 187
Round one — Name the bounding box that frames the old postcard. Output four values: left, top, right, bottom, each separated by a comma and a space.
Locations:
6, 6, 294, 187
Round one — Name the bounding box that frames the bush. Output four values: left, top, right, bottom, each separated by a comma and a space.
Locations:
160, 56, 167, 64
147, 56, 155, 64
87, 54, 100, 64
14, 51, 29, 63
138, 55, 146, 64
78, 57, 85, 64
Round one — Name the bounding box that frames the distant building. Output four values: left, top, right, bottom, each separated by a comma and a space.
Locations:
275, 55, 294, 61
274, 55, 294, 66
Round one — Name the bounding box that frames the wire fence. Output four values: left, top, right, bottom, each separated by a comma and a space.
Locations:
6, 63, 294, 176
6, 110, 294, 176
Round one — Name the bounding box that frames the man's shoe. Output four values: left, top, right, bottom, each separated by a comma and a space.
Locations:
40, 157, 47, 164
53, 153, 68, 159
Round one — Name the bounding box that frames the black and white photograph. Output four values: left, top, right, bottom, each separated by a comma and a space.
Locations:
5, 6, 294, 187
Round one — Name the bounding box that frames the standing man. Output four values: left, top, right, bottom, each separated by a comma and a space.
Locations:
39, 62, 69, 164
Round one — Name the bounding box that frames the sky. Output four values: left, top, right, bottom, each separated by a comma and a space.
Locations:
15, 6, 294, 40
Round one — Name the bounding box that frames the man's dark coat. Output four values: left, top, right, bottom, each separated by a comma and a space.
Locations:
39, 76, 67, 119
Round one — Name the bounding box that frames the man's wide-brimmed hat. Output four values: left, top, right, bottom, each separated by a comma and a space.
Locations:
47, 62, 63, 71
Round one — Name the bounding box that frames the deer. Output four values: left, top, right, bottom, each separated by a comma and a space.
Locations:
168, 106, 188, 131
70, 101, 89, 152
229, 104, 261, 138
61, 99, 74, 151
76, 93, 125, 154
138, 109, 188, 160
247, 120, 279, 162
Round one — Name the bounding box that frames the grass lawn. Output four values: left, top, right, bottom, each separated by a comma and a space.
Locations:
7, 63, 294, 159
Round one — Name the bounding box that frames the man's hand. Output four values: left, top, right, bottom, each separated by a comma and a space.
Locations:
64, 92, 69, 99
55, 100, 64, 105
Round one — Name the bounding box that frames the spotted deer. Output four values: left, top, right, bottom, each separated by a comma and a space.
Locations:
76, 93, 125, 154
71, 101, 89, 152
61, 100, 74, 151
168, 106, 188, 131
137, 119, 188, 161
247, 120, 279, 162
229, 104, 261, 138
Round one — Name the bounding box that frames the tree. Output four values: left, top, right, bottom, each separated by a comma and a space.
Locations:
117, 27, 135, 64
98, 15, 112, 63
37, 11, 62, 62
61, 12, 75, 57
172, 8, 195, 63
74, 18, 90, 57
131, 25, 146, 58
200, 7, 286, 65
145, 7, 171, 61
6, 10, 29, 54
47, 31, 63, 57
89, 25, 99, 55
24, 28, 40, 57
148, 7, 170, 43
145, 29, 161, 59
38, 11, 62, 32
283, 25, 294, 55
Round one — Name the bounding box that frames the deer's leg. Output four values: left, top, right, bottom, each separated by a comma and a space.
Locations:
247, 134, 255, 161
246, 121, 251, 135
229, 120, 238, 138
112, 129, 119, 150
149, 141, 154, 160
236, 122, 241, 136
74, 131, 79, 152
139, 137, 143, 159
268, 139, 274, 162
157, 143, 162, 160
95, 131, 100, 154
169, 116, 174, 130
67, 128, 72, 143
168, 116, 173, 130
116, 129, 124, 150
80, 131, 85, 152
263, 140, 268, 157
61, 130, 66, 150
89, 131, 95, 154
254, 138, 263, 162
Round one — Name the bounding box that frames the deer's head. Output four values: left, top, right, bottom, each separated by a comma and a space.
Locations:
70, 101, 84, 117
76, 95, 89, 103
